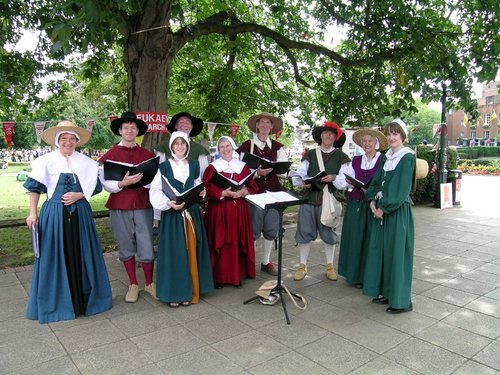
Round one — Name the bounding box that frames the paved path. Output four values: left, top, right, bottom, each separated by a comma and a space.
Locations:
1, 175, 499, 375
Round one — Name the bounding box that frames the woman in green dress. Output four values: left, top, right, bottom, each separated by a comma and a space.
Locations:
363, 119, 415, 314
149, 131, 214, 307
337, 127, 388, 288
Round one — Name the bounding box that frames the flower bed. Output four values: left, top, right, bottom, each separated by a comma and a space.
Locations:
458, 160, 500, 175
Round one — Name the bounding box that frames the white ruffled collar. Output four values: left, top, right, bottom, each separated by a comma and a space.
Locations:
361, 151, 381, 170
29, 150, 98, 201
252, 133, 272, 149
212, 157, 245, 174
383, 146, 414, 172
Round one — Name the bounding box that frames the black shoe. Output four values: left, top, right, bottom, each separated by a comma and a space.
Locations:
354, 283, 363, 289
386, 302, 413, 314
234, 282, 242, 288
372, 296, 389, 304
215, 283, 223, 289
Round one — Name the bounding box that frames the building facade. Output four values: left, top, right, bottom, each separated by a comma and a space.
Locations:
446, 81, 500, 146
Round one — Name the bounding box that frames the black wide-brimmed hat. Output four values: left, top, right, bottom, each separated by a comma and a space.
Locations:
110, 112, 148, 136
334, 132, 346, 148
312, 121, 344, 146
167, 112, 204, 137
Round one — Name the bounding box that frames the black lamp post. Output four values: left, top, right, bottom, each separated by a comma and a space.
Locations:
438, 82, 448, 184
434, 82, 448, 207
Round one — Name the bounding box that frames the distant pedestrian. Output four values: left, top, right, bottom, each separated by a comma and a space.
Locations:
16, 168, 28, 181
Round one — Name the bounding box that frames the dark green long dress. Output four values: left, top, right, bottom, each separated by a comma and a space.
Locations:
155, 160, 214, 303
362, 150, 415, 309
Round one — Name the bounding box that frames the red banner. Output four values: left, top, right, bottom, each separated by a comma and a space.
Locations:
136, 112, 168, 133
230, 124, 240, 138
2, 121, 16, 148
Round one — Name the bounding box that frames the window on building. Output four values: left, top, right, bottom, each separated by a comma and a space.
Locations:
471, 131, 476, 139
486, 95, 500, 105
484, 113, 490, 126
484, 130, 490, 139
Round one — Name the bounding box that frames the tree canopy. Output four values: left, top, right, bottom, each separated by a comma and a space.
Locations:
2, 0, 499, 149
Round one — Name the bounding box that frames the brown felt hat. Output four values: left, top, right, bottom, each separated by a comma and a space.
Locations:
247, 112, 283, 134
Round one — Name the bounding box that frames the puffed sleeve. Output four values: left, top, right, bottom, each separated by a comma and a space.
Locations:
23, 177, 47, 194
98, 166, 122, 193
149, 171, 173, 211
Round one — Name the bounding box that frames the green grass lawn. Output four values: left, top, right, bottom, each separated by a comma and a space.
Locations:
0, 163, 113, 268
0, 161, 32, 175
0, 167, 110, 221
0, 216, 118, 269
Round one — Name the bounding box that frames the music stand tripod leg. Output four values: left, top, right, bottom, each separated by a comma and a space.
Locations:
242, 194, 307, 324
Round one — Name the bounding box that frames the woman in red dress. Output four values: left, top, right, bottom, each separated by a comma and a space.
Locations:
203, 136, 259, 288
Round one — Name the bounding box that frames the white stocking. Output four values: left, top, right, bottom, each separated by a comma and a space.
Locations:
262, 239, 273, 265
299, 243, 311, 265
324, 243, 335, 264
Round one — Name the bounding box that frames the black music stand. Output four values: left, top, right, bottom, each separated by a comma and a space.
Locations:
244, 191, 307, 324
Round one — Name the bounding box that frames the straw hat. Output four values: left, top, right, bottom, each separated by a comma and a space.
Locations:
110, 112, 148, 136
247, 112, 283, 134
255, 280, 280, 305
42, 121, 91, 146
415, 158, 429, 179
352, 127, 389, 151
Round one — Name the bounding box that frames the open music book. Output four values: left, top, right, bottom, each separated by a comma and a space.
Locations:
211, 169, 257, 191
241, 153, 292, 175
303, 171, 327, 185
288, 170, 327, 184
161, 176, 204, 209
344, 173, 366, 189
103, 155, 159, 188
288, 170, 327, 191
245, 191, 301, 210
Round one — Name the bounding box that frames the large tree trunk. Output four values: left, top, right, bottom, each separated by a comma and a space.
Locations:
123, 0, 175, 151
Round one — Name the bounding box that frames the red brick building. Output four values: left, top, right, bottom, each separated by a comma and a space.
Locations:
446, 81, 500, 146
